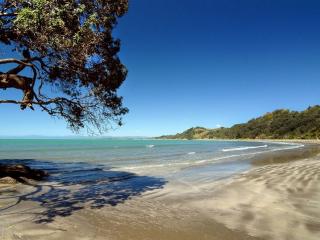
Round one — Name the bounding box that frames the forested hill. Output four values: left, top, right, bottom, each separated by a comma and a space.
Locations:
158, 106, 320, 140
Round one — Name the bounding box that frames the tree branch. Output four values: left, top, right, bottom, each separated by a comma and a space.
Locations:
0, 58, 37, 84
0, 97, 77, 106
0, 12, 17, 17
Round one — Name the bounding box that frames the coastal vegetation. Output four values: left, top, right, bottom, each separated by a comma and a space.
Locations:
0, 0, 128, 132
0, 1, 129, 182
158, 106, 320, 140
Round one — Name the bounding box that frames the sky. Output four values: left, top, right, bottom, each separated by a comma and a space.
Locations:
1, 0, 320, 137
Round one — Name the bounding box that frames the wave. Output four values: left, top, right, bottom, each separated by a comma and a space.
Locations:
119, 143, 304, 172
187, 152, 196, 155
222, 145, 268, 152
146, 145, 155, 148
198, 143, 304, 165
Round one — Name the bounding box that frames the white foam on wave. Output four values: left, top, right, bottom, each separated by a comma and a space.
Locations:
267, 141, 305, 147
188, 152, 196, 155
222, 145, 268, 152
198, 143, 304, 165
118, 142, 304, 172
146, 144, 155, 148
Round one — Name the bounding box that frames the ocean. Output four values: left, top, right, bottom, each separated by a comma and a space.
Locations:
0, 138, 303, 183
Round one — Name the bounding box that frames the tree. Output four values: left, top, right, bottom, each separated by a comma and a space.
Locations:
0, 0, 129, 133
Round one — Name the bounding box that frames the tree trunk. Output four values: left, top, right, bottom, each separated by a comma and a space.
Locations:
0, 73, 34, 109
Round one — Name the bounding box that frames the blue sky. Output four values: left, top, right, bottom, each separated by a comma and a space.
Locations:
1, 0, 320, 137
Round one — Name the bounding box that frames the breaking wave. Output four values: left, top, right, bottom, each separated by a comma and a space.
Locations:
222, 145, 268, 152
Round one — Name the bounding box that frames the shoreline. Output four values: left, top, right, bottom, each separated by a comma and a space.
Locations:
154, 142, 320, 240
153, 137, 320, 143
186, 147, 320, 240
1, 141, 320, 240
250, 142, 320, 165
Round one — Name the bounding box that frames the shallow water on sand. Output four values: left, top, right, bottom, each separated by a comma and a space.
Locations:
0, 138, 303, 183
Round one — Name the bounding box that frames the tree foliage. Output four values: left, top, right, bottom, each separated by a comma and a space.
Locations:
0, 0, 129, 132
159, 106, 320, 140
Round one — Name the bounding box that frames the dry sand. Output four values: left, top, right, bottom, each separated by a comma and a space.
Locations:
1, 143, 320, 240
0, 183, 259, 240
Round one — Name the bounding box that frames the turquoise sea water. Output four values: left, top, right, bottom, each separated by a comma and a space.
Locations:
0, 138, 303, 182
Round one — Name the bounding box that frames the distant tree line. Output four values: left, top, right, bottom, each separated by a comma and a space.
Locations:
158, 106, 320, 140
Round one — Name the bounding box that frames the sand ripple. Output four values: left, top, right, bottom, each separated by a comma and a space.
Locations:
190, 156, 320, 240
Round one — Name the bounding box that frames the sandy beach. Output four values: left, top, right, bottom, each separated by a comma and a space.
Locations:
1, 142, 320, 240
1, 0, 320, 239
187, 148, 320, 240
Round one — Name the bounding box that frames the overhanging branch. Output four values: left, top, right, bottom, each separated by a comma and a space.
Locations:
0, 97, 78, 106
0, 58, 37, 86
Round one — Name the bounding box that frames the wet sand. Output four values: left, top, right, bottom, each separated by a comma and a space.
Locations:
1, 142, 320, 240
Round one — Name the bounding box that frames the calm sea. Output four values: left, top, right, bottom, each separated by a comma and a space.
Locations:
0, 138, 302, 183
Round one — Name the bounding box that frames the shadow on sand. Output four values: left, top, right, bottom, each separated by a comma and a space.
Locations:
0, 159, 166, 223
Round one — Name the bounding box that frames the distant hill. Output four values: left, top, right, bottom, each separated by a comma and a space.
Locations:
157, 106, 320, 140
